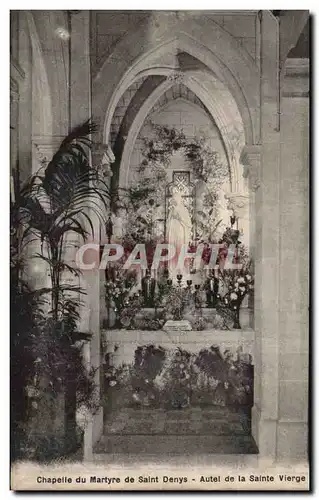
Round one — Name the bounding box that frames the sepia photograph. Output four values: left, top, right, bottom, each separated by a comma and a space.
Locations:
10, 9, 310, 491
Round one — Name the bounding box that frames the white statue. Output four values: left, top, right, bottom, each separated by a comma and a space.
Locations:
166, 187, 192, 279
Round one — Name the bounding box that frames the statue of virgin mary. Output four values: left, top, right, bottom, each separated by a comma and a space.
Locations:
167, 187, 192, 277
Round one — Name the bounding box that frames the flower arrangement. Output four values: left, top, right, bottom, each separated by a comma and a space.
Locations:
135, 315, 166, 331
217, 270, 254, 329
160, 284, 192, 321
130, 345, 166, 406
105, 344, 253, 410
191, 316, 207, 331
104, 270, 142, 328
154, 348, 197, 408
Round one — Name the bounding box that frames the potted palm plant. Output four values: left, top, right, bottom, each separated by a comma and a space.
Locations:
11, 120, 110, 460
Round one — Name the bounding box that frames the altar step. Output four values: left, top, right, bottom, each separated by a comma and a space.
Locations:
94, 406, 258, 456
103, 406, 251, 436
94, 434, 258, 457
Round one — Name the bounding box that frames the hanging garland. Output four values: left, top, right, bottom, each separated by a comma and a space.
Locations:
120, 123, 229, 244
137, 123, 228, 187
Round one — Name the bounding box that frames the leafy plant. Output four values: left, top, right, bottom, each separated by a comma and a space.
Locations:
11, 120, 109, 461
161, 284, 192, 321
107, 344, 253, 410
16, 120, 109, 322
104, 269, 140, 328
216, 268, 254, 329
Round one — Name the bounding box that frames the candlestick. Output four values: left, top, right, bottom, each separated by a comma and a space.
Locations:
105, 214, 113, 244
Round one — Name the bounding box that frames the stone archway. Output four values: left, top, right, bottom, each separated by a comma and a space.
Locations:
88, 11, 309, 465
91, 17, 258, 459
92, 14, 259, 149
116, 71, 247, 194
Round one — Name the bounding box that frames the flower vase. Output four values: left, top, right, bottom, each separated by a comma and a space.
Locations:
233, 306, 241, 329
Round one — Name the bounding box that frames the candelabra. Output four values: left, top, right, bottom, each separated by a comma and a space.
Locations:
105, 214, 113, 244
176, 273, 183, 287
105, 214, 113, 328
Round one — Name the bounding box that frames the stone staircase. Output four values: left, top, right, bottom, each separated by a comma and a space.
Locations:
94, 406, 258, 457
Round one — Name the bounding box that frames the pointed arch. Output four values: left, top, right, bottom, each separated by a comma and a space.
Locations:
118, 73, 246, 193
92, 14, 260, 147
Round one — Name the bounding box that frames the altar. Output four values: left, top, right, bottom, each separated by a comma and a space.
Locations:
102, 326, 255, 367
95, 326, 257, 456
97, 116, 257, 454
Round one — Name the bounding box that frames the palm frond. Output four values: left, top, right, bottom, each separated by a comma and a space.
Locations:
40, 120, 109, 217
59, 119, 98, 149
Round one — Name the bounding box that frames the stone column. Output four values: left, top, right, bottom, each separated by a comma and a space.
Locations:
246, 14, 309, 464
22, 141, 62, 298
276, 58, 309, 461
10, 80, 19, 178
243, 11, 282, 463
68, 11, 104, 459
240, 146, 261, 332
17, 12, 33, 185
92, 144, 115, 330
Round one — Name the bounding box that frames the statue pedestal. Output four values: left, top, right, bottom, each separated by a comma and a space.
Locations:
163, 319, 192, 332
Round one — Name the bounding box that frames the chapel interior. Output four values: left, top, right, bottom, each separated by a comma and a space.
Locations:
10, 10, 309, 463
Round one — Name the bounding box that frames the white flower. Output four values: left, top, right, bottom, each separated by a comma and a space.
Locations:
185, 374, 190, 380
109, 380, 117, 387
209, 378, 219, 390
237, 277, 245, 284
239, 286, 246, 293
180, 363, 185, 369
230, 292, 238, 300
246, 274, 252, 281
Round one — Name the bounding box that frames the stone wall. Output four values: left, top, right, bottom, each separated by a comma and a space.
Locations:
91, 11, 259, 78
276, 60, 309, 460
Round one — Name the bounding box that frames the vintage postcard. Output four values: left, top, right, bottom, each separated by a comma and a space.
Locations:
10, 9, 310, 491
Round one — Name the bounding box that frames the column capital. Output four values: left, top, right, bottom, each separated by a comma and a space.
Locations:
224, 192, 249, 219
32, 136, 63, 169
92, 143, 115, 179
240, 145, 262, 191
